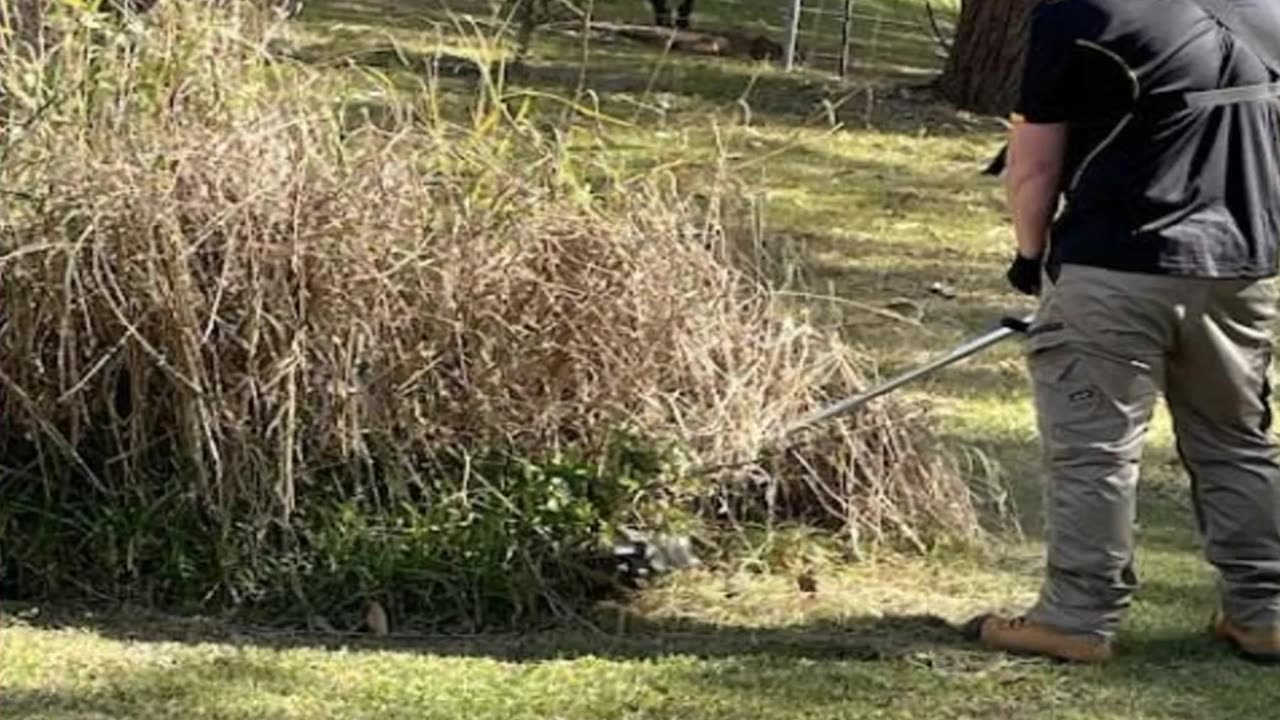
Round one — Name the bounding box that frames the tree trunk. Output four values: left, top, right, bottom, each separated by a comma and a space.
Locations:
938, 0, 1032, 116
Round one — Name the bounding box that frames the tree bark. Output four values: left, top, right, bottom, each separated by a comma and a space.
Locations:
938, 0, 1032, 116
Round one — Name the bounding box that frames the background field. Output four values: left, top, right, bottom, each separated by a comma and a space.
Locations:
3, 0, 1274, 717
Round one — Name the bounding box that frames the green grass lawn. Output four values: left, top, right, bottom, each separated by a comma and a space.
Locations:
5, 0, 1279, 717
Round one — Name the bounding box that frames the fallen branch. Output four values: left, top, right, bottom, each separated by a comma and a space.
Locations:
567, 21, 788, 61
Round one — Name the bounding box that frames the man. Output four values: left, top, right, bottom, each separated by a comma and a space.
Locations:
969, 0, 1280, 664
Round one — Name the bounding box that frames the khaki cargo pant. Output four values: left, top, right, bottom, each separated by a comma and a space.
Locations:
1024, 263, 1280, 638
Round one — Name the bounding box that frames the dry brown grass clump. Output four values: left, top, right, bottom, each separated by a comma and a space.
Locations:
0, 1, 981, 614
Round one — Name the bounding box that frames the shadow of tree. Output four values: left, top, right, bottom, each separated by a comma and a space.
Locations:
9, 605, 972, 663
1, 655, 301, 719
3, 690, 110, 719
1, 573, 1238, 665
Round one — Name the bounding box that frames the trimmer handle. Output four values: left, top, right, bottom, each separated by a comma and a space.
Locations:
1000, 316, 1034, 334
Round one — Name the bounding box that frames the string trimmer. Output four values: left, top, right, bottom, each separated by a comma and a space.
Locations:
784, 314, 1035, 437
627, 313, 1036, 582
689, 314, 1034, 478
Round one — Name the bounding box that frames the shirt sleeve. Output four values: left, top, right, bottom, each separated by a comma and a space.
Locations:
1014, 1, 1087, 124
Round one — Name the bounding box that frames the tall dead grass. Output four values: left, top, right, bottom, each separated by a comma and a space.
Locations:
0, 0, 983, 615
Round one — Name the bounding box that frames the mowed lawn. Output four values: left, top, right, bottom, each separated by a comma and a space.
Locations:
6, 1, 1280, 718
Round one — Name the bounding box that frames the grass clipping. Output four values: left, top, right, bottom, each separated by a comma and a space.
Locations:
0, 2, 981, 599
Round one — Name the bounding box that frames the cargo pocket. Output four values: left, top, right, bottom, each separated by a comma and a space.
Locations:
1028, 337, 1153, 451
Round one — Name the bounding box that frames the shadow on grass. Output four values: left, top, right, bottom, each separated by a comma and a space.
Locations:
7, 604, 977, 663
2, 690, 129, 720
1, 656, 302, 719
1, 558, 1234, 667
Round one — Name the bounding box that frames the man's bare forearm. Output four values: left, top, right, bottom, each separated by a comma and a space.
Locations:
1008, 170, 1059, 258
1005, 122, 1068, 259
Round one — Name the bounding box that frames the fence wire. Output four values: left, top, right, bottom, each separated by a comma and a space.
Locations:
618, 0, 957, 76
418, 0, 955, 77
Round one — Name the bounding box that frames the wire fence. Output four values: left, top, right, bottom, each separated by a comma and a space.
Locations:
747, 0, 953, 76
814, 4, 950, 76
589, 0, 958, 77
317, 0, 957, 79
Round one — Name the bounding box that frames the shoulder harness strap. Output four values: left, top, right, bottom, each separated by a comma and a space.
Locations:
1180, 0, 1280, 107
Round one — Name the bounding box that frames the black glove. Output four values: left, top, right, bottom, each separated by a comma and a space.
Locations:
1006, 252, 1042, 296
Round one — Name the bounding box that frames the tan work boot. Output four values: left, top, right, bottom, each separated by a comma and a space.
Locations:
965, 613, 1113, 664
1213, 614, 1280, 664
